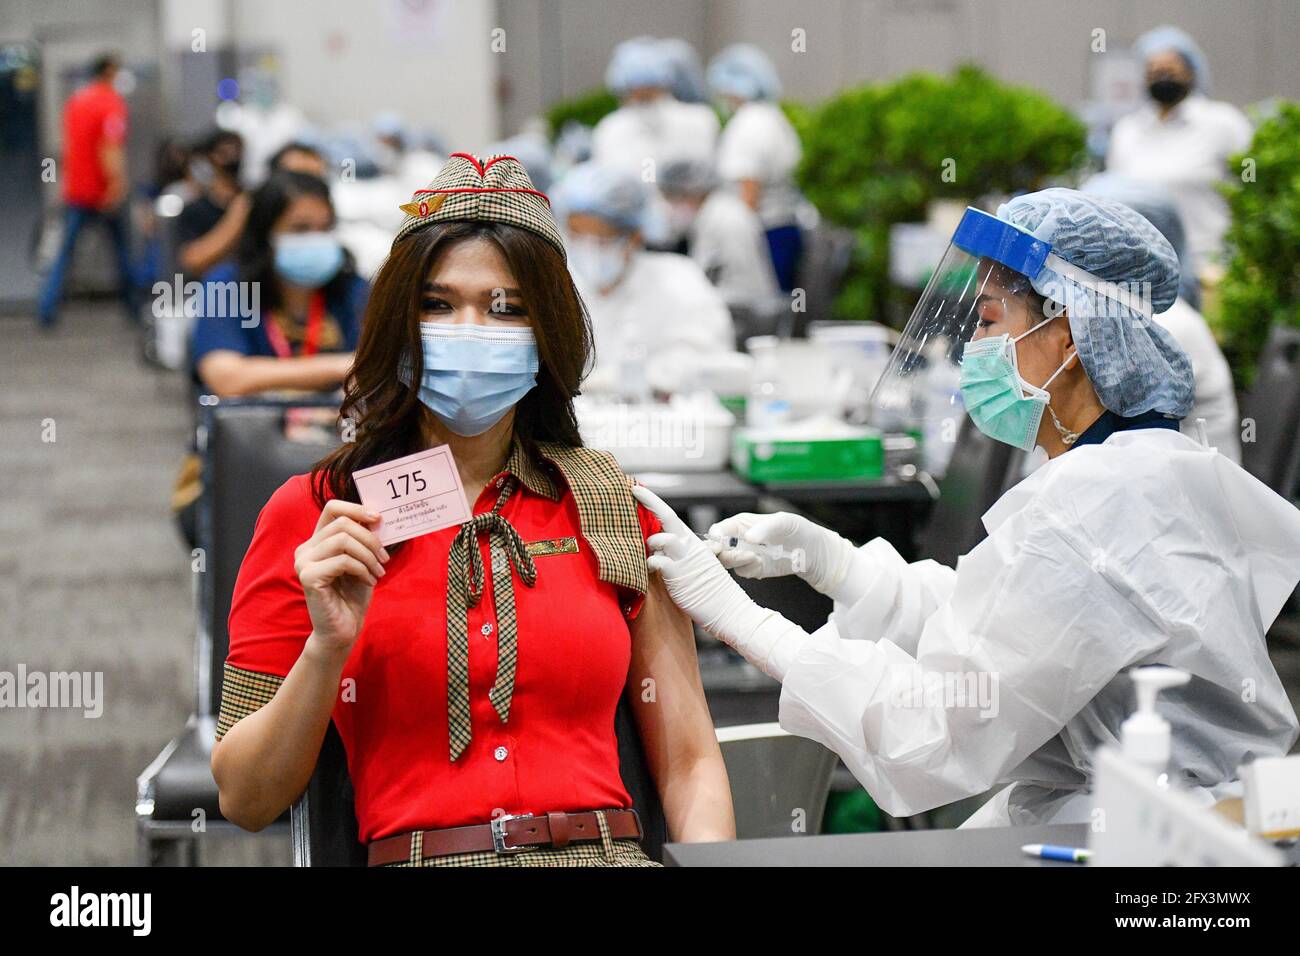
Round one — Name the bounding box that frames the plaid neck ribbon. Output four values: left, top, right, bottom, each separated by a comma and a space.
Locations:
445, 475, 538, 761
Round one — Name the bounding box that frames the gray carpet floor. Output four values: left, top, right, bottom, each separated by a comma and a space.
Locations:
1, 302, 287, 865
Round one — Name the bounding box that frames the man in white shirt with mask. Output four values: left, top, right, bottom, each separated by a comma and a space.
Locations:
1107, 25, 1253, 276
552, 162, 734, 396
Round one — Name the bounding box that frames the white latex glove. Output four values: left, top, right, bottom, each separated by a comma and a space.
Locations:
710, 511, 870, 605
632, 485, 807, 681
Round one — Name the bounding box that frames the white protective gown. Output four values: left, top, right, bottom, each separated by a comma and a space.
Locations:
573, 250, 735, 394
591, 99, 719, 178
715, 100, 803, 229
689, 190, 780, 304
592, 100, 721, 246
777, 427, 1300, 826
1153, 298, 1241, 463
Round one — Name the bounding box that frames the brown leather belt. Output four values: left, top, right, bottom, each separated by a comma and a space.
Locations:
367, 809, 643, 866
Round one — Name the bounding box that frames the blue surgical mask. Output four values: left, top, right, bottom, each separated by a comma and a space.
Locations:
567, 235, 630, 292
273, 232, 344, 288
408, 323, 540, 437
958, 319, 1072, 452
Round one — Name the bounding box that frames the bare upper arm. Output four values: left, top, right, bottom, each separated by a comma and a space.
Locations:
625, 572, 715, 766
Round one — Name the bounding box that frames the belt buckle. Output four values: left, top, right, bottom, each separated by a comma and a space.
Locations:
491, 813, 533, 853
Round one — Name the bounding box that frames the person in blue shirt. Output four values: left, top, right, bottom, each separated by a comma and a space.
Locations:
191, 170, 367, 396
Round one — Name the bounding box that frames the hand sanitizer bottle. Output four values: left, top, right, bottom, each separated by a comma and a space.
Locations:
1120, 666, 1190, 790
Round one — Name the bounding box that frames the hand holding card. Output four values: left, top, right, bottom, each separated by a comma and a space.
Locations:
352, 445, 472, 546
297, 499, 388, 654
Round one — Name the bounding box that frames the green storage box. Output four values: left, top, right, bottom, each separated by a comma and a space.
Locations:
731, 426, 884, 483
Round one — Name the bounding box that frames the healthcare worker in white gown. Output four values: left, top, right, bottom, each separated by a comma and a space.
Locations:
592, 36, 718, 249
634, 188, 1300, 827
552, 161, 734, 395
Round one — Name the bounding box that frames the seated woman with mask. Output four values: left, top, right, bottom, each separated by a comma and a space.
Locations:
191, 171, 367, 398
175, 172, 367, 548
210, 154, 735, 865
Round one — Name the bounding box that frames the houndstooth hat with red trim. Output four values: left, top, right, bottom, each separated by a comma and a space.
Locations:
394, 152, 565, 260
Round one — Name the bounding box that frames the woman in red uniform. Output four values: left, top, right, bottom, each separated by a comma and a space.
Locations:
211, 154, 735, 865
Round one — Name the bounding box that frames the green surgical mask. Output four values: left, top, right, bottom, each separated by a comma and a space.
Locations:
958, 320, 1072, 452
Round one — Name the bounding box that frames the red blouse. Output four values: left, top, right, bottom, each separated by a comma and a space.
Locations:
222, 450, 661, 843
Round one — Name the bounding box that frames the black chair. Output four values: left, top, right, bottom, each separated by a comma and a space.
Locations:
136, 396, 340, 864
789, 223, 856, 338
1240, 326, 1300, 499
729, 298, 789, 350
915, 418, 1019, 568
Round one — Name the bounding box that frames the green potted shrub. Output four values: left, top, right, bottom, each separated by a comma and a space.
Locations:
1213, 101, 1300, 387
795, 66, 1087, 323
544, 88, 619, 141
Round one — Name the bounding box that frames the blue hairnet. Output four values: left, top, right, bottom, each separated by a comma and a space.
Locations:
372, 110, 405, 139
658, 157, 716, 196
996, 187, 1193, 419
552, 121, 593, 168
551, 162, 648, 233
660, 38, 708, 103
1081, 172, 1201, 309
1134, 25, 1211, 94
294, 126, 326, 151
605, 37, 674, 96
707, 44, 782, 101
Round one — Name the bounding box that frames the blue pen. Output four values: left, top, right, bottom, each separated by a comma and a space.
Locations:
1021, 843, 1091, 863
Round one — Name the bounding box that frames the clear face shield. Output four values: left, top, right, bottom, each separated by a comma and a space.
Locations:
869, 208, 1057, 448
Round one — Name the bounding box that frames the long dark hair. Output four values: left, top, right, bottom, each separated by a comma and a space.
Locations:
238, 170, 355, 313
311, 220, 592, 506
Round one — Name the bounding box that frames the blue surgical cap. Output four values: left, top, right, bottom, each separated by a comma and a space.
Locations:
605, 37, 675, 96
658, 157, 716, 196
372, 110, 405, 139
551, 162, 648, 233
1081, 172, 1200, 309
553, 121, 593, 168
294, 126, 326, 151
660, 38, 708, 103
707, 44, 782, 102
997, 187, 1193, 419
1134, 25, 1211, 94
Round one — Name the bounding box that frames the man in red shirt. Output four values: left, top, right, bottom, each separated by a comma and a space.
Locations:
37, 53, 139, 329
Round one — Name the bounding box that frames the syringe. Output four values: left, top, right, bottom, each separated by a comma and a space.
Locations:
695, 531, 805, 571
